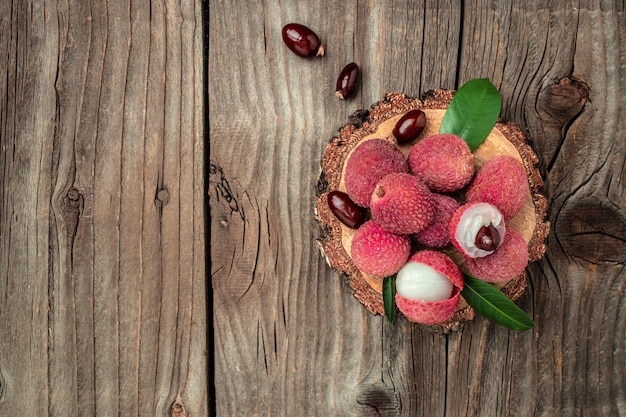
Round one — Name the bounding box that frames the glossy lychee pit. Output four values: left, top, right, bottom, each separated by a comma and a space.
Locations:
393, 109, 426, 143
475, 224, 501, 251
327, 190, 366, 229
281, 23, 324, 58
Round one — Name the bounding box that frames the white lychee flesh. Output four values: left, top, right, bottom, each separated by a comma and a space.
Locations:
396, 261, 454, 302
455, 202, 506, 258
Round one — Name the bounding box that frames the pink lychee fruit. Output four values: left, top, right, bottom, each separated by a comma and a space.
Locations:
395, 250, 464, 325
465, 228, 529, 283
344, 139, 409, 207
351, 220, 411, 278
370, 172, 435, 235
449, 202, 506, 258
407, 133, 474, 192
465, 155, 529, 219
412, 193, 460, 248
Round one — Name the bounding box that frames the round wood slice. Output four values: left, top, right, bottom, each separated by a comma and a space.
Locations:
315, 90, 550, 332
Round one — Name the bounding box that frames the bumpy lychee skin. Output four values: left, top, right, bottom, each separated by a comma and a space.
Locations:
466, 228, 529, 283
370, 173, 435, 235
395, 250, 464, 325
351, 220, 411, 278
413, 193, 460, 248
408, 134, 474, 192
449, 202, 506, 258
465, 155, 528, 219
344, 139, 409, 207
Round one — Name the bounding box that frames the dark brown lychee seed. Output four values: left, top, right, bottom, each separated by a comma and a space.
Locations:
282, 23, 324, 58
474, 224, 501, 251
335, 63, 359, 99
393, 109, 426, 143
327, 191, 366, 229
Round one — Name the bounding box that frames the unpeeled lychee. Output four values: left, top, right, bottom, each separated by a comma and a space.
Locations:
465, 228, 529, 283
395, 250, 464, 325
344, 139, 408, 207
465, 155, 528, 219
449, 202, 506, 258
413, 193, 460, 248
350, 220, 411, 278
408, 134, 474, 192
370, 173, 435, 235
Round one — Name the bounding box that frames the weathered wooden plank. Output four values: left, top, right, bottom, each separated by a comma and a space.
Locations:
0, 1, 207, 416
210, 0, 625, 416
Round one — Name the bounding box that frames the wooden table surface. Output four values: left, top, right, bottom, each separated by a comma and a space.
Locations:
1, 1, 625, 416
210, 1, 626, 416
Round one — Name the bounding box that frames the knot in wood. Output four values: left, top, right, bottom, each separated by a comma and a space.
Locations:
156, 188, 170, 205
538, 77, 589, 126
63, 188, 82, 213
556, 199, 626, 264
170, 399, 186, 417
67, 188, 80, 201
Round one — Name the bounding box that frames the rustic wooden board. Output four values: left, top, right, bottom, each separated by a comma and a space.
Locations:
0, 1, 207, 416
210, 1, 626, 416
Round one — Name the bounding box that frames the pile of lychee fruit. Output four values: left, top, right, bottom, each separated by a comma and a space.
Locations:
329, 114, 530, 326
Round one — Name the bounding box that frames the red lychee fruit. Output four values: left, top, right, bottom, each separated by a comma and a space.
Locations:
465, 155, 529, 219
350, 220, 411, 278
449, 202, 506, 258
465, 228, 529, 283
412, 193, 460, 248
370, 172, 435, 235
344, 139, 409, 207
407, 133, 474, 192
395, 250, 464, 325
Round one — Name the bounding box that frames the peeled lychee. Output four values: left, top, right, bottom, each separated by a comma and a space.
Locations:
465, 228, 529, 283
408, 134, 474, 192
413, 193, 460, 248
351, 220, 411, 278
395, 250, 464, 325
370, 172, 435, 235
344, 139, 409, 207
465, 155, 528, 219
449, 202, 506, 258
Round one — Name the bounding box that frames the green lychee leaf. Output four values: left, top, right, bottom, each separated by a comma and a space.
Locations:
461, 273, 535, 331
439, 78, 502, 151
383, 276, 396, 325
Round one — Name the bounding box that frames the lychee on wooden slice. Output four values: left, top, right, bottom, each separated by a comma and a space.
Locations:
315, 90, 549, 332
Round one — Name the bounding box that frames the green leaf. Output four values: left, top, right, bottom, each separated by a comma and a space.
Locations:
439, 78, 502, 150
382, 276, 396, 325
461, 273, 535, 331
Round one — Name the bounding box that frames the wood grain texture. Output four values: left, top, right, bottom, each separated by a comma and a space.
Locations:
210, 0, 625, 416
0, 1, 207, 416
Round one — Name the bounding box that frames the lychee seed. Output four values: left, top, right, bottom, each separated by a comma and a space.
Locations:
474, 224, 501, 251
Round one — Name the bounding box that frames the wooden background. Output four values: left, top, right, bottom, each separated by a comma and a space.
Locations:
1, 0, 207, 416
1, 0, 625, 416
210, 1, 625, 416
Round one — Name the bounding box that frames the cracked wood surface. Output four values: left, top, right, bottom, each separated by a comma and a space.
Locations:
0, 1, 207, 416
210, 1, 626, 416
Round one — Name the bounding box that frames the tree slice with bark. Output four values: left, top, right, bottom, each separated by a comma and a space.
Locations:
315, 90, 550, 332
